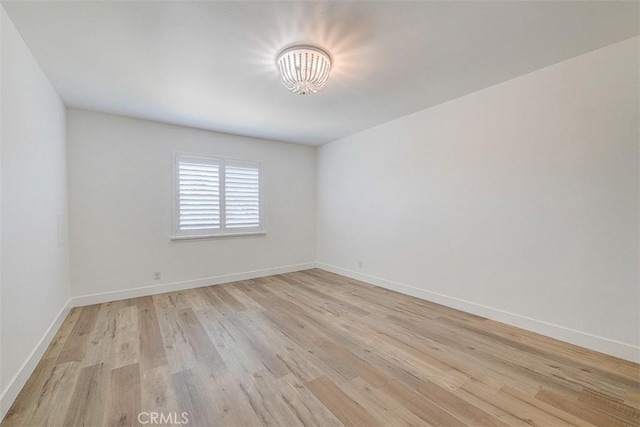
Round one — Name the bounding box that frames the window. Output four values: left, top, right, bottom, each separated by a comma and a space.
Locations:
173, 155, 262, 238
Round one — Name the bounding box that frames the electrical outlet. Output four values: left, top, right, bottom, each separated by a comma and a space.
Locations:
154, 272, 161, 280
358, 260, 363, 269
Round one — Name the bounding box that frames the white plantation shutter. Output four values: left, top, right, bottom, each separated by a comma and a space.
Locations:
174, 155, 262, 237
177, 156, 221, 232
225, 161, 261, 229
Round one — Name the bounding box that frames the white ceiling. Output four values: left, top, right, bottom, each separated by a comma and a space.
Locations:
3, 1, 638, 146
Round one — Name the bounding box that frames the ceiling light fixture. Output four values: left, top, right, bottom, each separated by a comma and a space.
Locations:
276, 45, 332, 95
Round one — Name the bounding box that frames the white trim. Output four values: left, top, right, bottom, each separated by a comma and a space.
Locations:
171, 231, 266, 241
0, 298, 72, 420
70, 262, 316, 307
316, 263, 640, 363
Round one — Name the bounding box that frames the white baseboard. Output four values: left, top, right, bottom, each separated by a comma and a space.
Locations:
0, 298, 72, 420
71, 262, 317, 307
316, 263, 640, 364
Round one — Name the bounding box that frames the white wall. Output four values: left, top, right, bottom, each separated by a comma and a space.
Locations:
68, 110, 316, 301
1, 6, 70, 413
317, 37, 640, 361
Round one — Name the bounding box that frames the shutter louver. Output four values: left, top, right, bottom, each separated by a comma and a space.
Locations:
225, 163, 260, 229
178, 159, 220, 231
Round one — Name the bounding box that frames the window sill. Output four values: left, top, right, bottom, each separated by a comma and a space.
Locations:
171, 231, 266, 242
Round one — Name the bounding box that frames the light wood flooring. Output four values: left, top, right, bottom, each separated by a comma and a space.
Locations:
2, 269, 639, 426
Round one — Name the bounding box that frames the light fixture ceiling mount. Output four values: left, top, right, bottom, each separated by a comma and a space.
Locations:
276, 45, 332, 95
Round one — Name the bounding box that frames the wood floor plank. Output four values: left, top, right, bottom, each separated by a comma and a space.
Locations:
172, 368, 218, 427
578, 389, 640, 424
336, 312, 469, 390
175, 308, 225, 369
374, 313, 546, 395
42, 308, 82, 361
174, 365, 262, 426
435, 315, 634, 399
3, 269, 639, 427
198, 286, 233, 314
388, 311, 556, 395
113, 306, 140, 369
195, 309, 271, 378
502, 385, 598, 427
106, 363, 142, 427
23, 361, 81, 426
138, 302, 168, 370
238, 370, 312, 426
536, 387, 634, 426
140, 366, 180, 427
340, 377, 429, 427
80, 302, 121, 368
56, 304, 101, 364
626, 389, 640, 410
63, 362, 109, 426
254, 286, 426, 389
129, 295, 154, 311
194, 365, 264, 427
1, 357, 59, 427
462, 380, 578, 427
452, 386, 536, 427
278, 273, 370, 317
417, 379, 509, 426
221, 312, 291, 377
225, 284, 266, 311
277, 374, 344, 427
484, 318, 640, 383
249, 311, 335, 383
156, 309, 199, 374
153, 291, 191, 311
212, 286, 247, 311
380, 377, 467, 426
306, 376, 383, 427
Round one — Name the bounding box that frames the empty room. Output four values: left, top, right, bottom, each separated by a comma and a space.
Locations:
1, 1, 639, 426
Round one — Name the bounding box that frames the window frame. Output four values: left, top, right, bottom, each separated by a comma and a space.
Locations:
172, 153, 264, 240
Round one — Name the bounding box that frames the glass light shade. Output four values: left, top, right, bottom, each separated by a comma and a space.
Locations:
276, 45, 332, 95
